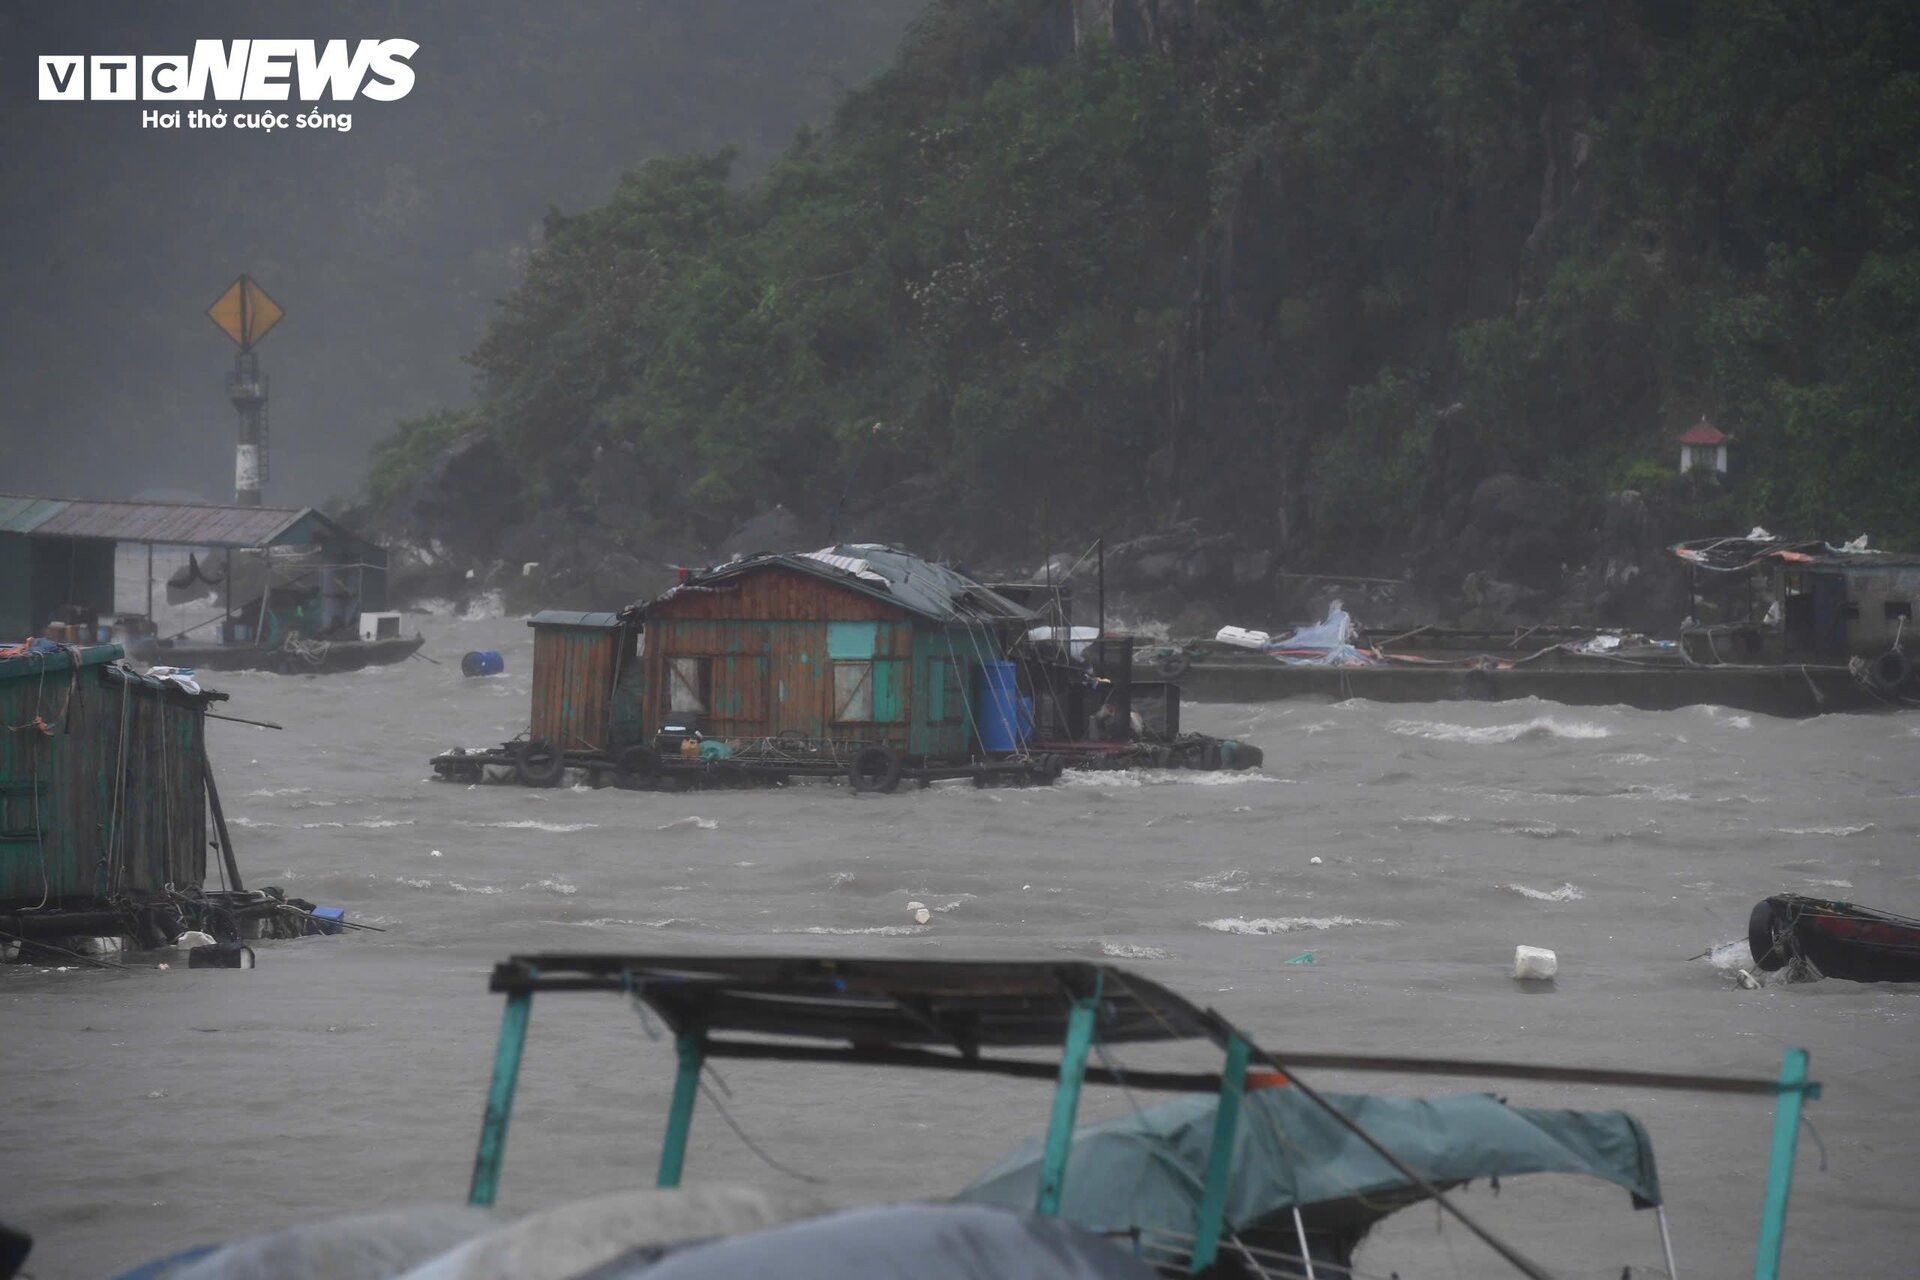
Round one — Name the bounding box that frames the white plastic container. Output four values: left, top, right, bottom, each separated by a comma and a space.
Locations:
1214, 625, 1272, 650
1512, 945, 1558, 981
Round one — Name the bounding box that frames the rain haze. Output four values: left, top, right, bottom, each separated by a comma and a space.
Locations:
0, 1, 921, 503
3, 4, 1919, 1280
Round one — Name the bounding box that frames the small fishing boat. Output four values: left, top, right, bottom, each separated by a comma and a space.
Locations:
98, 953, 1823, 1280
1748, 894, 1920, 983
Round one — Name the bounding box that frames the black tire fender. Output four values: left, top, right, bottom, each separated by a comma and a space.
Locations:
848, 744, 904, 794
513, 738, 566, 788
1155, 652, 1191, 679
1870, 647, 1912, 693
1749, 899, 1790, 972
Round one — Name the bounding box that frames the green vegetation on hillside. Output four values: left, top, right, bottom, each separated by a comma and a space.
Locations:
371, 0, 1920, 560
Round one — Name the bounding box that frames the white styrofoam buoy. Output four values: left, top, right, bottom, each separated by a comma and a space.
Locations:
1736, 969, 1761, 990
913, 908, 932, 925
173, 930, 217, 949
1308, 856, 1323, 865
1512, 945, 1558, 981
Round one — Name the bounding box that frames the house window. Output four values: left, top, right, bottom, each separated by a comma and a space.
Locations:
833, 661, 872, 722
668, 656, 711, 715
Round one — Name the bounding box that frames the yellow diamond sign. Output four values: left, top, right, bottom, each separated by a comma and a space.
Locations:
206, 275, 285, 350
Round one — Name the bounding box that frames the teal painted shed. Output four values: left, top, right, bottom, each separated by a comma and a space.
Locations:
0, 644, 221, 912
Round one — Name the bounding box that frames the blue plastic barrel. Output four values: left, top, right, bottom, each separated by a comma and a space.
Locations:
460, 650, 505, 678
976, 661, 1032, 752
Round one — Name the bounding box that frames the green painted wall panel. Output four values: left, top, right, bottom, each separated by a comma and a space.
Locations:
1, 654, 207, 907
827, 621, 878, 659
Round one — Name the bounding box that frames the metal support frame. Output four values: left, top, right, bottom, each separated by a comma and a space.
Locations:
468, 986, 534, 1206
657, 1029, 706, 1188
1656, 1205, 1679, 1280
1290, 1207, 1319, 1280
1189, 1032, 1250, 1274
1754, 1047, 1819, 1280
1035, 986, 1101, 1216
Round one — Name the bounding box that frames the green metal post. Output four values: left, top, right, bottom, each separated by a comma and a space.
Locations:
1190, 1034, 1251, 1274
468, 988, 533, 1207
656, 1029, 706, 1188
1754, 1047, 1818, 1280
1035, 996, 1101, 1216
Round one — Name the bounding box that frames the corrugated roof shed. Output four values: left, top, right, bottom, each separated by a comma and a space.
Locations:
0, 494, 324, 547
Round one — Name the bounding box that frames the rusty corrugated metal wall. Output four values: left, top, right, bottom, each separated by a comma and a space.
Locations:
1, 650, 208, 908
530, 624, 639, 752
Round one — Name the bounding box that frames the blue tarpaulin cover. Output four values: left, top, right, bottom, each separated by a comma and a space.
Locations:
958, 1088, 1662, 1238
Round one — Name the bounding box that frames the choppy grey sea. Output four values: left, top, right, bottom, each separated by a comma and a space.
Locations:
5, 613, 1917, 1279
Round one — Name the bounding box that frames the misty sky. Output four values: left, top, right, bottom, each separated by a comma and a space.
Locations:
0, 1, 920, 507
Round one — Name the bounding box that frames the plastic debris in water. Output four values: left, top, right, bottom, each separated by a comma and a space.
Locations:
1285, 952, 1315, 965
1309, 856, 1323, 865
1735, 969, 1761, 990
1512, 945, 1558, 981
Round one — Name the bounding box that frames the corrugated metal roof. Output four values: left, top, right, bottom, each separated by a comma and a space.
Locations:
0, 495, 72, 534
528, 610, 626, 629
27, 497, 306, 546
0, 493, 316, 547
657, 544, 1037, 626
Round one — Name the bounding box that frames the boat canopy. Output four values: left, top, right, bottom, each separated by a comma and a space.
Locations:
957, 1087, 1662, 1241
488, 955, 1221, 1054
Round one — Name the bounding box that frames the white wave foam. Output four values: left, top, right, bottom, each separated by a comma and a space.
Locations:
1184, 869, 1249, 894
656, 816, 719, 832
1101, 942, 1172, 959
1504, 882, 1584, 902
1597, 752, 1659, 766
245, 786, 310, 797
1387, 716, 1612, 744
526, 878, 578, 896
1775, 824, 1876, 837
1201, 915, 1395, 934
1806, 878, 1854, 889
1400, 813, 1472, 827
447, 881, 504, 895
1498, 821, 1578, 839
459, 819, 599, 833
300, 821, 346, 829
394, 877, 433, 889
353, 819, 415, 829
644, 917, 708, 929
1056, 768, 1277, 790
226, 817, 280, 829
828, 871, 856, 889
793, 924, 925, 936
1703, 939, 1751, 971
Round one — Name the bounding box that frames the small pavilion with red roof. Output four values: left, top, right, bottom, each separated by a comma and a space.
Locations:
1677, 420, 1731, 474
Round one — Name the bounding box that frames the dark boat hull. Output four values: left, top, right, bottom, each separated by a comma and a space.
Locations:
1749, 895, 1920, 983
1153, 657, 1885, 717
139, 635, 425, 674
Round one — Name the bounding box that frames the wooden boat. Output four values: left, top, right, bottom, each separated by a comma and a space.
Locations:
135, 633, 424, 674
462, 953, 1822, 1278
1748, 894, 1920, 983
